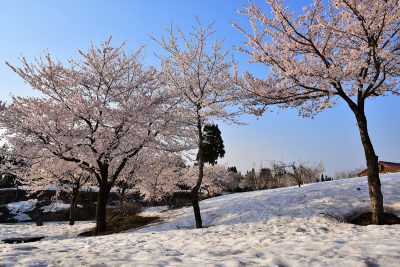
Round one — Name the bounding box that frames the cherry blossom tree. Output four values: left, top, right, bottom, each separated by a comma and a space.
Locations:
181, 164, 230, 198
134, 147, 230, 206
155, 20, 241, 228
234, 0, 400, 224
138, 156, 230, 206
24, 156, 93, 225
136, 150, 185, 205
1, 38, 187, 233
0, 145, 91, 224
115, 179, 138, 207
220, 167, 241, 192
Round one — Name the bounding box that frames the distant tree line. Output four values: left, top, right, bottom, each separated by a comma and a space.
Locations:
231, 161, 326, 192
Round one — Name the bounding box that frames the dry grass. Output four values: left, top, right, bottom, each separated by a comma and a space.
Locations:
79, 215, 159, 236
350, 212, 400, 226
79, 203, 159, 236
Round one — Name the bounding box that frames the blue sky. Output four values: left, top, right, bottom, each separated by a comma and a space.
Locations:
1, 0, 399, 175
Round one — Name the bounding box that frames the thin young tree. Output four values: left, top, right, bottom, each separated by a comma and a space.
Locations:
1, 38, 185, 233
234, 0, 400, 224
155, 19, 240, 228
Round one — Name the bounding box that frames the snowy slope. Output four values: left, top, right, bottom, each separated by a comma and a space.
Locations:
138, 173, 400, 231
1, 174, 400, 266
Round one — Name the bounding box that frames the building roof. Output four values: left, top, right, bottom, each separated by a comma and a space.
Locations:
357, 161, 400, 176
379, 161, 400, 168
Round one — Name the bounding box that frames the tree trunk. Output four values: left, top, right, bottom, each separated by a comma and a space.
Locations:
192, 157, 204, 228
95, 181, 110, 234
191, 186, 202, 228
354, 108, 384, 224
69, 186, 79, 226
119, 187, 126, 207
192, 116, 204, 229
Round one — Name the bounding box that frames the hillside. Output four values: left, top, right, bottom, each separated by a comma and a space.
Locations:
1, 174, 400, 266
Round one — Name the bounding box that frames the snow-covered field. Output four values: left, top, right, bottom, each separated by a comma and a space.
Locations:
1, 174, 400, 266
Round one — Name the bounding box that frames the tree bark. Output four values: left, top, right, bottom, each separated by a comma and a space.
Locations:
191, 186, 202, 228
191, 157, 204, 228
119, 186, 126, 207
292, 165, 302, 188
95, 180, 110, 234
69, 186, 79, 226
353, 108, 384, 224
192, 115, 204, 228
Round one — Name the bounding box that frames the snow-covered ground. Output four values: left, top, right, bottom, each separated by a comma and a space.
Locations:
42, 201, 76, 213
3, 200, 77, 222
5, 199, 37, 222
1, 174, 400, 266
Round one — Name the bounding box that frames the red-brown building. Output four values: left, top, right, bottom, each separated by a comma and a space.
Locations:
358, 161, 400, 177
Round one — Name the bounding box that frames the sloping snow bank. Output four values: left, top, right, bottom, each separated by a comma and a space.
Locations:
0, 174, 400, 266
138, 173, 400, 232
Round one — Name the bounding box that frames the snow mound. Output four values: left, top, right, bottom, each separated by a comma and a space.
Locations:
42, 201, 71, 213
6, 199, 38, 222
